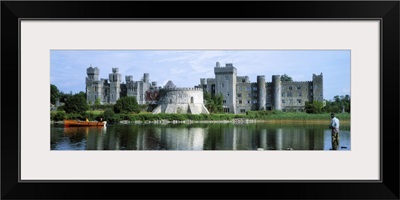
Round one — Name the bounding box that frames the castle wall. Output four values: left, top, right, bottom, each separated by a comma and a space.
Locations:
266, 83, 274, 109
214, 63, 237, 114
153, 88, 209, 114
312, 73, 324, 102
85, 64, 323, 112
281, 81, 313, 111
235, 82, 257, 113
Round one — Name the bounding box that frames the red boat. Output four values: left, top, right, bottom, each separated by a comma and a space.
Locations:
63, 119, 107, 127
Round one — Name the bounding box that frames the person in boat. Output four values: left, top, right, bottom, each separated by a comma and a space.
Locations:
329, 113, 340, 150
86, 118, 89, 122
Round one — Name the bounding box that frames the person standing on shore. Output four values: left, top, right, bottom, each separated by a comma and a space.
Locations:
329, 113, 340, 150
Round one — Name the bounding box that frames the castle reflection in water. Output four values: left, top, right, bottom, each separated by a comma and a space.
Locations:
51, 124, 350, 151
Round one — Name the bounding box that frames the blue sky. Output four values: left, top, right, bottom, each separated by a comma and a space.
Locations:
50, 50, 350, 101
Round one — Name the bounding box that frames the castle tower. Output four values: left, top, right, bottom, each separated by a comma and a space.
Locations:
272, 75, 282, 110
214, 62, 237, 114
312, 73, 323, 102
126, 75, 135, 97
109, 68, 121, 104
143, 73, 150, 83
86, 67, 103, 104
257, 75, 266, 110
86, 66, 99, 81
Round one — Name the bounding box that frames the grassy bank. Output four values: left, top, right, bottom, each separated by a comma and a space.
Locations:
51, 110, 350, 123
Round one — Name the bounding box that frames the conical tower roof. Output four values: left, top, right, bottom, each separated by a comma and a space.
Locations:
164, 80, 176, 89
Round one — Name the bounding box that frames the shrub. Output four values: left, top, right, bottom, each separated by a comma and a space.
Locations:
63, 93, 89, 114
52, 112, 66, 121
114, 96, 140, 114
103, 108, 120, 123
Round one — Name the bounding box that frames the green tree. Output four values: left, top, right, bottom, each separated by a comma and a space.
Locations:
63, 93, 89, 114
203, 91, 223, 113
323, 95, 351, 113
114, 96, 140, 114
94, 97, 101, 109
103, 108, 120, 123
281, 74, 293, 82
59, 91, 72, 103
305, 100, 324, 114
50, 84, 60, 105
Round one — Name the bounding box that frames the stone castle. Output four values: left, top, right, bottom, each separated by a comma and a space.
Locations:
198, 62, 323, 113
85, 62, 323, 114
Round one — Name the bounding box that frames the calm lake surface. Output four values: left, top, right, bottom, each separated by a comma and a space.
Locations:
51, 123, 351, 151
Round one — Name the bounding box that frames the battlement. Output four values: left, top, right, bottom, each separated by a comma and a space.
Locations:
161, 87, 203, 91
87, 67, 99, 75
214, 63, 237, 74
112, 68, 119, 73
125, 75, 133, 82
281, 81, 313, 84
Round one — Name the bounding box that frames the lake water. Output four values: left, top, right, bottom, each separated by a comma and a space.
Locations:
50, 123, 351, 150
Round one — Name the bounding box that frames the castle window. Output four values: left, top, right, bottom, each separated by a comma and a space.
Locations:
289, 86, 293, 90
287, 92, 292, 97
242, 79, 245, 83
95, 86, 97, 92
222, 83, 224, 88
237, 93, 242, 98
227, 92, 229, 96
297, 99, 302, 104
224, 108, 230, 113
253, 100, 258, 104
297, 86, 301, 90
223, 100, 226, 104
282, 93, 285, 97
225, 76, 228, 81
239, 100, 242, 104
240, 109, 246, 113
299, 92, 302, 97
282, 99, 285, 104
191, 97, 194, 103
247, 100, 250, 104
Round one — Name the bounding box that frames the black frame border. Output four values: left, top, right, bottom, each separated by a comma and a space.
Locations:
2, 1, 399, 200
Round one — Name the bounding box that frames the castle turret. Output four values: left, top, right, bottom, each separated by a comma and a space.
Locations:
86, 67, 99, 81
257, 75, 266, 110
272, 75, 282, 110
109, 68, 121, 104
214, 63, 237, 114
312, 73, 323, 102
86, 67, 102, 104
143, 73, 150, 83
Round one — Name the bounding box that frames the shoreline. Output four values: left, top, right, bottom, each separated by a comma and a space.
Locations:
51, 119, 350, 125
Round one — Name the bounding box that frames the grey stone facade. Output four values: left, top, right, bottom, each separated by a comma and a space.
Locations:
86, 67, 155, 105
85, 63, 323, 114
199, 62, 324, 114
152, 81, 209, 114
